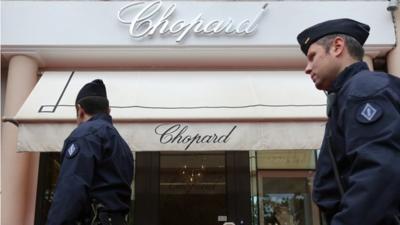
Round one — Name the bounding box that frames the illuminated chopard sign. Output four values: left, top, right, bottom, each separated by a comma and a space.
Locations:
117, 1, 268, 43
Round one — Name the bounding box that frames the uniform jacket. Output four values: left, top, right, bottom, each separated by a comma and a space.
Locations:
313, 62, 400, 225
46, 113, 134, 225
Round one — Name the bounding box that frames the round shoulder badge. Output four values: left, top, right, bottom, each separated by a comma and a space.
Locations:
66, 143, 79, 159
356, 102, 383, 124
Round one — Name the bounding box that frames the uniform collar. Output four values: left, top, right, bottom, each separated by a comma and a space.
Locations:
88, 113, 113, 124
329, 61, 369, 93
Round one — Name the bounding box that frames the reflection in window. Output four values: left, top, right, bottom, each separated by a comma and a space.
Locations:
251, 150, 319, 225
261, 178, 312, 225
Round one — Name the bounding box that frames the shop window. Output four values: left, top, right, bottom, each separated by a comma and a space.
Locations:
250, 150, 321, 225
35, 153, 60, 225
259, 175, 313, 225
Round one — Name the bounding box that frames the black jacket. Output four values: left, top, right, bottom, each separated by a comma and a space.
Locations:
47, 113, 134, 225
313, 62, 400, 225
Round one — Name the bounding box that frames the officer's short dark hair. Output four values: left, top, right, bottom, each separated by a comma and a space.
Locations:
316, 34, 364, 61
76, 96, 109, 115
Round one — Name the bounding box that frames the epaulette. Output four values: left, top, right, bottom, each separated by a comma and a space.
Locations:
346, 71, 389, 98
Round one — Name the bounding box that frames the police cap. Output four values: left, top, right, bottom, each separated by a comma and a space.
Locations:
297, 18, 370, 55
76, 79, 107, 104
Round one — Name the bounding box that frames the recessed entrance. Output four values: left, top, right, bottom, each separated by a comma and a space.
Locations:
160, 152, 226, 225
134, 151, 251, 225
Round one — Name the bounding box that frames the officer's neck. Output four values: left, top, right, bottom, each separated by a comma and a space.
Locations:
77, 113, 92, 125
337, 56, 359, 77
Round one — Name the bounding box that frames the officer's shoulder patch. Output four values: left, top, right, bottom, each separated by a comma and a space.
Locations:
66, 143, 79, 159
356, 102, 383, 124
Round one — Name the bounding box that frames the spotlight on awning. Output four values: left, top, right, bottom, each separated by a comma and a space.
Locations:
387, 0, 399, 11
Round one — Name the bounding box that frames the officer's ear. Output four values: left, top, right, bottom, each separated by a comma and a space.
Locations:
76, 104, 87, 124
330, 36, 345, 57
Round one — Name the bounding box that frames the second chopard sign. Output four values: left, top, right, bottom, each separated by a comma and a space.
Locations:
155, 124, 238, 150
117, 1, 268, 43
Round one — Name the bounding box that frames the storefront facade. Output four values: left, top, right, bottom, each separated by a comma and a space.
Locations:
1, 1, 399, 225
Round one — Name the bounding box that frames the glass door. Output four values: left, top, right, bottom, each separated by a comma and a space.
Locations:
159, 152, 227, 225
134, 151, 251, 225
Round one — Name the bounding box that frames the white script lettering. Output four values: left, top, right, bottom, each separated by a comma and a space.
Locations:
117, 1, 268, 42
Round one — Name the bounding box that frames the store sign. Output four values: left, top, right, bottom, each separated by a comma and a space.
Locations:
117, 0, 268, 42
17, 122, 325, 152
155, 123, 237, 150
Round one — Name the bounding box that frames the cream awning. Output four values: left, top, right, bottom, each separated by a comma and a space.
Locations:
13, 71, 327, 152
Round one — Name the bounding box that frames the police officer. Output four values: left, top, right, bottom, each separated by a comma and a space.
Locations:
297, 18, 400, 225
46, 79, 134, 225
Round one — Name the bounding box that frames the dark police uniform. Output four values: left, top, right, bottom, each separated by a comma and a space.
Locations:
315, 62, 400, 225
46, 80, 134, 225
297, 19, 400, 225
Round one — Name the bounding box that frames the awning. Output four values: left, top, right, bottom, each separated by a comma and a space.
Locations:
13, 71, 327, 152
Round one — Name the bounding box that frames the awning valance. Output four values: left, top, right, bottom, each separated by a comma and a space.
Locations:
13, 71, 327, 152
